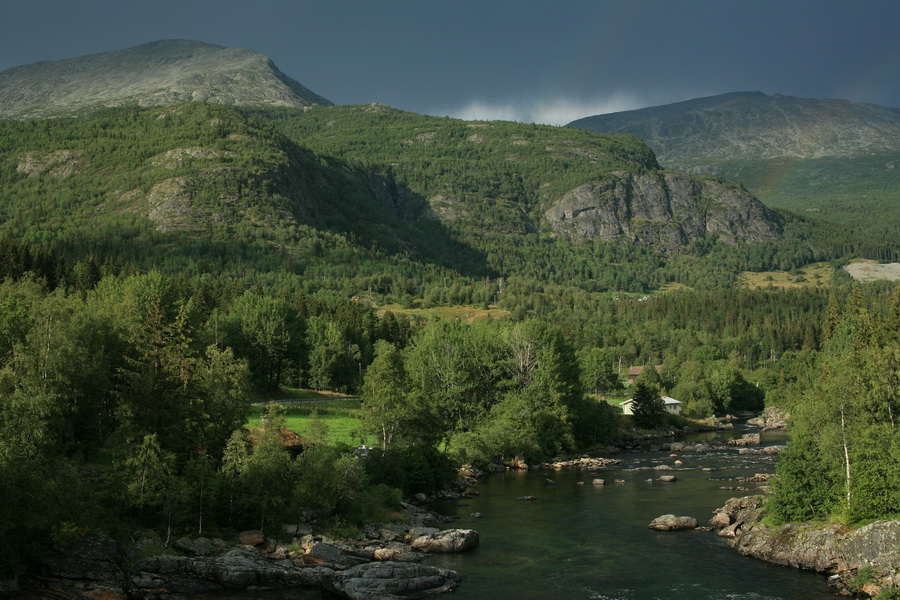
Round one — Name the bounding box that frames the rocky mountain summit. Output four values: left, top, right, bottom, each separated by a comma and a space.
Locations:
567, 92, 900, 171
0, 39, 332, 119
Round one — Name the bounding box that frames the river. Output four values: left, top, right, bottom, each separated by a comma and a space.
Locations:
211, 427, 836, 600
424, 426, 835, 600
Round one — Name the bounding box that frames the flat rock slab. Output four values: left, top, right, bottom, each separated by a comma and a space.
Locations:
648, 514, 698, 531
410, 529, 479, 553
322, 562, 461, 600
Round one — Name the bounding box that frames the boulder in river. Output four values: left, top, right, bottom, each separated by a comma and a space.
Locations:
648, 515, 698, 531
410, 529, 479, 553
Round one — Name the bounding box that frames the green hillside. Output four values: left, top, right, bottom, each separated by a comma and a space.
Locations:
0, 101, 877, 309
711, 153, 900, 255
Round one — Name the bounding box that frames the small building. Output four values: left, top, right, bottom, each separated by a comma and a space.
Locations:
620, 396, 682, 415
627, 365, 662, 385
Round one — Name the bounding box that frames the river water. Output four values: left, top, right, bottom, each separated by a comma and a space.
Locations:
424, 427, 835, 600
219, 427, 836, 600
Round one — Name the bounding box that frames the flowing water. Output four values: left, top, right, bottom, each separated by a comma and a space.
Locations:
424, 427, 835, 600
217, 427, 836, 600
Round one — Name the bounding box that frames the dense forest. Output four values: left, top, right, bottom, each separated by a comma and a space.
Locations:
1, 102, 899, 577
0, 243, 897, 573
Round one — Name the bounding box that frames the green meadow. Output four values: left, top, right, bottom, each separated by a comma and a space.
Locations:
247, 389, 371, 446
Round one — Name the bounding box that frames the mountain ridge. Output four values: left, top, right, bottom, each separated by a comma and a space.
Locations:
567, 91, 900, 170
0, 39, 332, 119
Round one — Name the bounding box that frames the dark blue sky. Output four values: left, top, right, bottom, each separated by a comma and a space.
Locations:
2, 0, 898, 124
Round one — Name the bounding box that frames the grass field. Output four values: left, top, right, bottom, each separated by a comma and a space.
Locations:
739, 262, 834, 290
376, 303, 509, 322
247, 390, 371, 446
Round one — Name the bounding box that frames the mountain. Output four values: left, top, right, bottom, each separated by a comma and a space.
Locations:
0, 100, 802, 301
0, 40, 332, 119
265, 104, 783, 251
0, 42, 868, 298
567, 92, 900, 237
567, 91, 900, 169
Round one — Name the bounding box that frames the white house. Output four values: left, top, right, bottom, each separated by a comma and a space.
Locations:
620, 396, 682, 415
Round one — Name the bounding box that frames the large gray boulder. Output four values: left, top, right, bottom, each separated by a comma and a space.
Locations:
648, 515, 698, 531
40, 534, 126, 583
410, 529, 480, 553
322, 562, 461, 600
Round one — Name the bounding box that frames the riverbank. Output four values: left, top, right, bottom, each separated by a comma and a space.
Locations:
711, 495, 900, 597
14, 503, 477, 600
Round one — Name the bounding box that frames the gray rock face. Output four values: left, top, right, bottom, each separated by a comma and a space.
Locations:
712, 495, 900, 595
648, 515, 698, 530
410, 529, 480, 553
135, 548, 328, 593
0, 39, 332, 119
544, 172, 782, 250
40, 534, 126, 583
322, 562, 461, 600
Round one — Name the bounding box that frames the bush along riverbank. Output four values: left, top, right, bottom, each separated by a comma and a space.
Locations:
13, 502, 477, 600
710, 495, 900, 598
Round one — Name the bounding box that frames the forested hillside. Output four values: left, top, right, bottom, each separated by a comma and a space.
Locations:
1, 99, 898, 579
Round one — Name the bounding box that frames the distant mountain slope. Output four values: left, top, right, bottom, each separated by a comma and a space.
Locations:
0, 40, 332, 119
567, 91, 900, 169
567, 92, 900, 238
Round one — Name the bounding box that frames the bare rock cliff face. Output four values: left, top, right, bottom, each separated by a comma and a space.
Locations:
543, 172, 782, 250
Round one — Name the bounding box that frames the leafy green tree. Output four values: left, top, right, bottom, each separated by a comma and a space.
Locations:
220, 292, 304, 391
767, 433, 836, 522
220, 429, 250, 526
577, 347, 622, 394
361, 340, 440, 450
124, 433, 175, 513
303, 409, 330, 446
306, 317, 355, 391
405, 319, 502, 433
192, 345, 252, 455
294, 445, 365, 521
241, 403, 295, 530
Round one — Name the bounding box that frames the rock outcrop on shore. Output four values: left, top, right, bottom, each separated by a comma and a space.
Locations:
710, 495, 900, 597
747, 407, 789, 430
22, 515, 477, 600
322, 562, 462, 600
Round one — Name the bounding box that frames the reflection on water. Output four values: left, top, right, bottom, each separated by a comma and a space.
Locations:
426, 429, 831, 600
214, 427, 829, 600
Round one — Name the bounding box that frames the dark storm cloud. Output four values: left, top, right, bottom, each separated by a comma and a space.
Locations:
1, 0, 897, 124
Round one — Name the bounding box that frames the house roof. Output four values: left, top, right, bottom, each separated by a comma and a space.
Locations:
622, 395, 681, 406
627, 365, 663, 376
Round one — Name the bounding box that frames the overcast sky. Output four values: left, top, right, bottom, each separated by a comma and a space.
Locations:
2, 0, 898, 125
